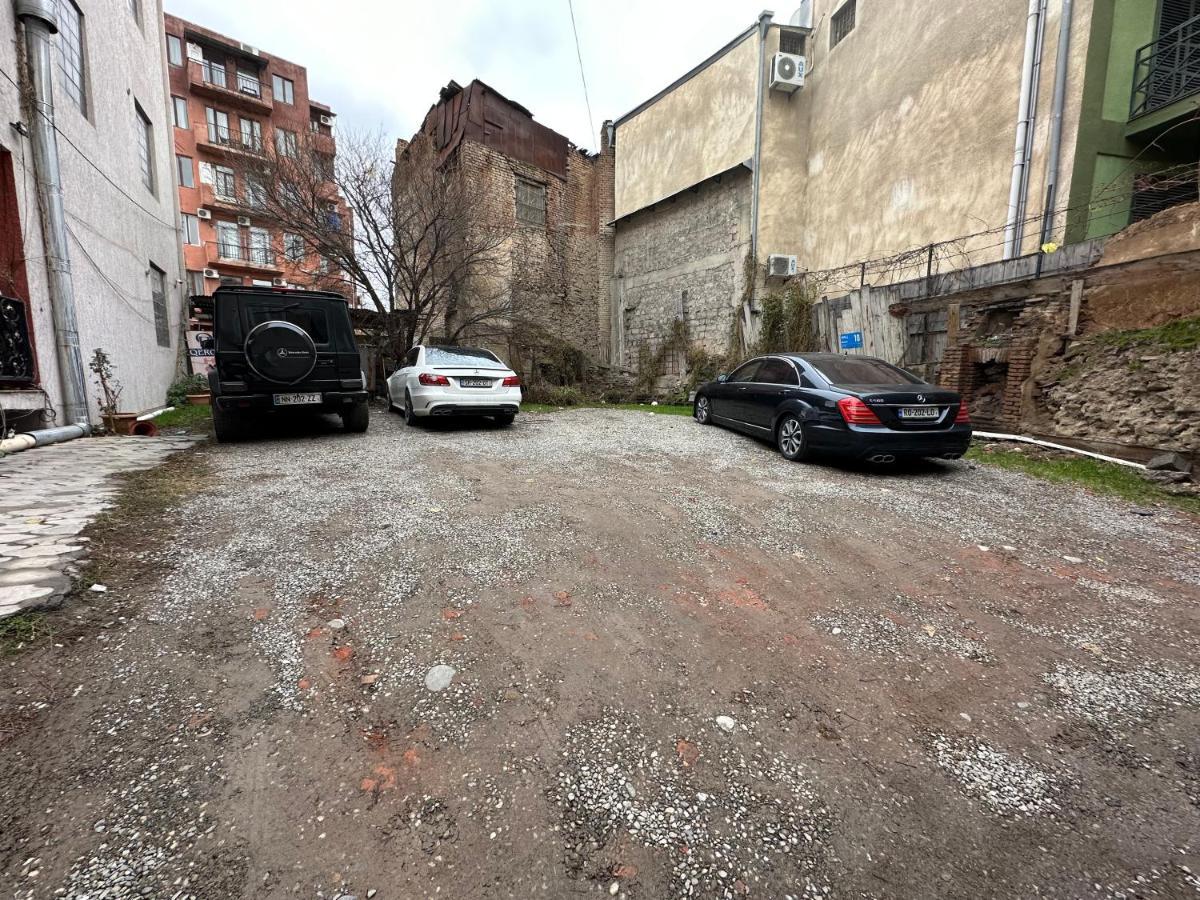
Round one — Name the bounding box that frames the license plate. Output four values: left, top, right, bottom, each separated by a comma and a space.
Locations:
458, 378, 493, 388
899, 406, 939, 419
273, 392, 322, 406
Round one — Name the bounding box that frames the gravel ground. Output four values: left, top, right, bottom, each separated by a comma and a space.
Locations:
2, 406, 1199, 899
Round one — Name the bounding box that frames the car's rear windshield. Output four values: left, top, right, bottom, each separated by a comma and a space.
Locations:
810, 357, 922, 386
426, 347, 506, 369
246, 305, 330, 344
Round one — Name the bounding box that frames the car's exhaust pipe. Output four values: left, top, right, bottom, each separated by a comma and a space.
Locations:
868, 454, 896, 464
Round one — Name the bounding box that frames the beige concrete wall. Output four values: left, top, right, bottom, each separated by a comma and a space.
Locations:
758, 0, 1094, 291
613, 31, 759, 220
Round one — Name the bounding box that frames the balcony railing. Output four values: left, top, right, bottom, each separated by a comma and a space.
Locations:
1130, 13, 1200, 119
208, 239, 278, 269
187, 59, 272, 108
198, 122, 266, 156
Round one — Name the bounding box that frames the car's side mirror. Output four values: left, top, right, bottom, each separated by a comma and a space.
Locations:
716, 374, 729, 383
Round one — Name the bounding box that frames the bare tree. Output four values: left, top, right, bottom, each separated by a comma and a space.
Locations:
226, 128, 518, 360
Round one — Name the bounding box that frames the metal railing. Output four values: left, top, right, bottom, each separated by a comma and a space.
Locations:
202, 122, 265, 155
1130, 12, 1200, 119
209, 239, 277, 267
190, 59, 271, 104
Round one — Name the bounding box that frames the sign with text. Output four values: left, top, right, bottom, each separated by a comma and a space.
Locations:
839, 331, 863, 350
186, 329, 215, 376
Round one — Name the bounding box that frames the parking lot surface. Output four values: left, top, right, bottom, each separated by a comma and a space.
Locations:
2, 408, 1198, 899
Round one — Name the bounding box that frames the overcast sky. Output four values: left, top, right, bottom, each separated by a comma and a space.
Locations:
165, 0, 783, 152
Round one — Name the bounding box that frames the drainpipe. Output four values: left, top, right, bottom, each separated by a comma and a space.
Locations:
1037, 0, 1074, 255
1003, 0, 1047, 259
15, 0, 92, 427
749, 9, 774, 262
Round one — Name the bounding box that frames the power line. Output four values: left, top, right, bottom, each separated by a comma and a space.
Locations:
65, 222, 160, 328
566, 0, 597, 150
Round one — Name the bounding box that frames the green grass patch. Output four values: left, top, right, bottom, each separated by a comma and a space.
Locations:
966, 446, 1199, 515
1094, 316, 1200, 352
153, 403, 213, 432
0, 612, 52, 655
522, 402, 694, 416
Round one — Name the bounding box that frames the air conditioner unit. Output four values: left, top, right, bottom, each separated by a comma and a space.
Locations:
196, 208, 212, 220
272, 277, 288, 287
202, 268, 219, 279
239, 42, 260, 56
237, 216, 251, 226
767, 254, 799, 278
319, 115, 334, 127
770, 53, 806, 93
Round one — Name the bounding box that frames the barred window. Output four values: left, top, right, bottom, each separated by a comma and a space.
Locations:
284, 232, 305, 261
57, 0, 87, 115
150, 264, 170, 347
831, 0, 856, 48
136, 103, 155, 193
515, 177, 546, 227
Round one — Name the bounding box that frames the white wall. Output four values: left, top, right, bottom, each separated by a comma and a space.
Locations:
1, 0, 183, 422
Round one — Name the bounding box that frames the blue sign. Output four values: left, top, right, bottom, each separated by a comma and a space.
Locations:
839, 331, 863, 350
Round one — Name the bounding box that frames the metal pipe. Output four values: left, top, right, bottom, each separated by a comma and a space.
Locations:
0, 423, 90, 455
1038, 0, 1074, 251
1003, 0, 1046, 259
749, 10, 774, 263
15, 0, 91, 426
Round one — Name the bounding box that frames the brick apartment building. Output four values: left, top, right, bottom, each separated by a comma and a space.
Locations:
408, 80, 613, 376
164, 14, 343, 300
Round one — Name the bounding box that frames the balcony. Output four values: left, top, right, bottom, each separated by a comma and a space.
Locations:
194, 122, 267, 158
206, 239, 281, 274
188, 59, 272, 113
199, 183, 269, 216
1129, 13, 1200, 136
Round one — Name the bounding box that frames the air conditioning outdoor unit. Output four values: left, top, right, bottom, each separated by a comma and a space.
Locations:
770, 52, 806, 93
767, 254, 799, 278
272, 277, 288, 287
237, 216, 251, 226
319, 115, 335, 127
196, 208, 212, 220
202, 268, 219, 279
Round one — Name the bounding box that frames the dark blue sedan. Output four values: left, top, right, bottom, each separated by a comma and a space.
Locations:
693, 353, 972, 463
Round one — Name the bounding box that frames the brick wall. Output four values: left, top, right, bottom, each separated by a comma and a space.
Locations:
612, 168, 752, 372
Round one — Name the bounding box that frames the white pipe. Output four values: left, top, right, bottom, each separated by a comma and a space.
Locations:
1003, 0, 1046, 259
973, 431, 1146, 469
136, 406, 175, 422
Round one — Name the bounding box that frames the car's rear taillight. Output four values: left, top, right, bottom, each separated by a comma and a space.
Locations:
954, 403, 971, 424
837, 396, 882, 425
419, 373, 450, 386
502, 375, 521, 387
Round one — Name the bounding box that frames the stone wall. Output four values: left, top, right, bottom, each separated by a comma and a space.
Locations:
612, 168, 752, 373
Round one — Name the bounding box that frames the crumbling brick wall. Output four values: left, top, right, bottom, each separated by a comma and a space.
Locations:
611, 168, 752, 372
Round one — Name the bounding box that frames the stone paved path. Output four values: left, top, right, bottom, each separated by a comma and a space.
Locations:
0, 435, 197, 619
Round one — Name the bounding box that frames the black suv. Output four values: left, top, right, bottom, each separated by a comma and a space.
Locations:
207, 286, 369, 442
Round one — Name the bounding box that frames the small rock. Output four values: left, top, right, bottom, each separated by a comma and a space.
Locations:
831, 627, 842, 635
715, 715, 736, 733
424, 665, 457, 692
1016, 701, 1031, 710
367, 892, 377, 899
609, 882, 620, 895
1062, 556, 1084, 564
1146, 451, 1191, 474
328, 618, 346, 630
89, 584, 107, 593
959, 713, 972, 723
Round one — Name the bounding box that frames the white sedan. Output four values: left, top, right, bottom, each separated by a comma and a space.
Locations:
386, 345, 522, 426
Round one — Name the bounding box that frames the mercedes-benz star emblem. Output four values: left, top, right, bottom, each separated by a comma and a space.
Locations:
917, 394, 926, 403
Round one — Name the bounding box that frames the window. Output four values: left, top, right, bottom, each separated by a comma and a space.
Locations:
1131, 170, 1199, 223
135, 103, 155, 194
515, 177, 546, 226
186, 270, 206, 297
404, 347, 420, 368
284, 232, 304, 261
176, 155, 194, 189
275, 128, 297, 158
247, 306, 329, 343
248, 227, 272, 266
728, 360, 762, 383
780, 30, 805, 55
167, 34, 183, 66
245, 175, 267, 209
205, 107, 229, 144
57, 0, 87, 115
150, 264, 170, 347
172, 96, 189, 128
830, 0, 856, 48
272, 74, 294, 104
424, 347, 506, 369
810, 356, 921, 386
239, 117, 263, 153
757, 358, 799, 385
127, 0, 140, 22
216, 220, 240, 258
213, 165, 235, 201
180, 212, 200, 245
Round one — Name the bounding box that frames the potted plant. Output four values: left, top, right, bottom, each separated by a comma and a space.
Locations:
167, 373, 212, 407
89, 348, 137, 434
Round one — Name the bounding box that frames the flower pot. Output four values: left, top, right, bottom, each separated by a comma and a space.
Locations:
186, 393, 212, 406
102, 413, 140, 435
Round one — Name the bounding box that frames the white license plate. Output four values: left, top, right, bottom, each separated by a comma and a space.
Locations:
273, 392, 322, 406
458, 378, 493, 388
899, 406, 939, 419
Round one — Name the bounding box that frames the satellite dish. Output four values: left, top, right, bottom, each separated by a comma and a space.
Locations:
789, 0, 813, 28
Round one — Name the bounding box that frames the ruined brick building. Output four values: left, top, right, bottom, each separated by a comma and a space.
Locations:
405, 80, 614, 379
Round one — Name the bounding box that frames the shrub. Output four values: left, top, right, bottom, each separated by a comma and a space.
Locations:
166, 373, 210, 407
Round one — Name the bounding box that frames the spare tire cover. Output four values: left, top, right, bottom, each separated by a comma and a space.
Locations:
244, 320, 318, 384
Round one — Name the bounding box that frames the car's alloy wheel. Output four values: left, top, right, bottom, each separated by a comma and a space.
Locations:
777, 414, 808, 461
695, 395, 711, 424
403, 392, 419, 427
